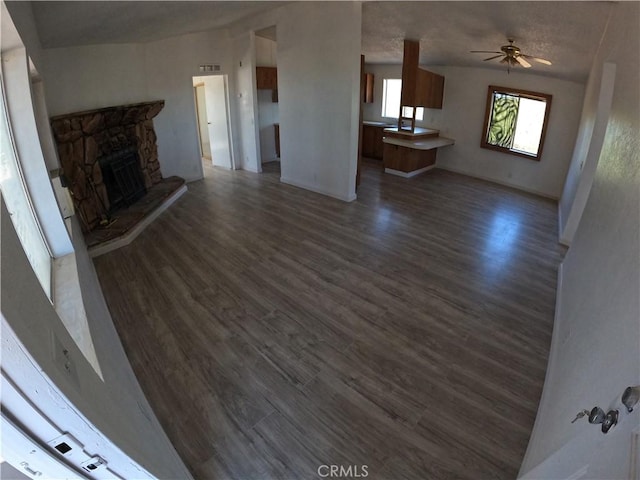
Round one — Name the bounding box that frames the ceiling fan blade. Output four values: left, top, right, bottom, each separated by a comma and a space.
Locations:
470, 50, 502, 54
483, 55, 503, 62
500, 57, 509, 64
522, 54, 552, 65
515, 56, 531, 68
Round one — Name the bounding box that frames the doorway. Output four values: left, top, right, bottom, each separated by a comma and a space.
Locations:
255, 26, 280, 176
192, 75, 234, 175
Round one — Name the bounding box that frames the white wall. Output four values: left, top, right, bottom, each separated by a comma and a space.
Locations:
363, 63, 584, 199
145, 29, 234, 180
277, 1, 361, 201
519, 2, 640, 478
231, 31, 261, 172
558, 62, 616, 245
41, 44, 148, 116
255, 35, 279, 163
39, 29, 234, 182
3, 0, 43, 68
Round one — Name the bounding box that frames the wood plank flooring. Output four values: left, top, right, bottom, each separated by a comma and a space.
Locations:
94, 161, 565, 479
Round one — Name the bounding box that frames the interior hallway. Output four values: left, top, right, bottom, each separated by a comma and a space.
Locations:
94, 163, 565, 479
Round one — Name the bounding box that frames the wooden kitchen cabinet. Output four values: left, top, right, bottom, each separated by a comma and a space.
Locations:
400, 40, 445, 110
373, 128, 384, 159
362, 124, 385, 160
363, 73, 374, 103
383, 142, 437, 172
256, 66, 277, 90
415, 69, 444, 109
362, 125, 376, 158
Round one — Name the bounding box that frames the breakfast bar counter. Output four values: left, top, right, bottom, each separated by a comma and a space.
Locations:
382, 130, 455, 177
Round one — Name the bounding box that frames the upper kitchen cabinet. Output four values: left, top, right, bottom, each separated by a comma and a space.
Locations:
363, 73, 374, 103
256, 66, 278, 90
415, 69, 444, 109
400, 39, 444, 109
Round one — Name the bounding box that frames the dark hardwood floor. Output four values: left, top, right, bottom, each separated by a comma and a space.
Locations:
94, 161, 565, 479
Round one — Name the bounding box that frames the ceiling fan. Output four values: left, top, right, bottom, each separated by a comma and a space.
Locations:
471, 39, 552, 72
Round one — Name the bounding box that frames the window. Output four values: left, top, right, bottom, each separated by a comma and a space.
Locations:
381, 79, 423, 121
481, 85, 552, 161
0, 80, 52, 297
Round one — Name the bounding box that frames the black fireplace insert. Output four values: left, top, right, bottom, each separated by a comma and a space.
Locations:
98, 147, 146, 212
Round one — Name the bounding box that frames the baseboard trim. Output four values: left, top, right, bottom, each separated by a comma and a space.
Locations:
88, 185, 188, 258
384, 165, 435, 178
280, 176, 357, 202
436, 164, 559, 200
558, 203, 572, 246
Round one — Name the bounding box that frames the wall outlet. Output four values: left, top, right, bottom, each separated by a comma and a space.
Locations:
81, 455, 108, 473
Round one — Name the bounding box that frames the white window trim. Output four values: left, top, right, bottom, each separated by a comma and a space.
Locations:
2, 46, 73, 258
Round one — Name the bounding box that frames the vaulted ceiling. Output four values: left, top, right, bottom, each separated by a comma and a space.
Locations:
25, 1, 614, 82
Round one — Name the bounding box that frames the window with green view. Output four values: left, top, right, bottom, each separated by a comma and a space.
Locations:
481, 86, 552, 161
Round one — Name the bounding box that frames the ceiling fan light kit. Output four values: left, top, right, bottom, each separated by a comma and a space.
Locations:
471, 39, 552, 73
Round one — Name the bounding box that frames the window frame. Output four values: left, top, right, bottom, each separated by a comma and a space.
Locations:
480, 85, 552, 161
1, 74, 53, 298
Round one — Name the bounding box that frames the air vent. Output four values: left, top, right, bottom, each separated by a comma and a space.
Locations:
198, 64, 221, 72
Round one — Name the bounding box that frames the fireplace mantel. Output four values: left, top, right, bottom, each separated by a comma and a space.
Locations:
51, 101, 165, 232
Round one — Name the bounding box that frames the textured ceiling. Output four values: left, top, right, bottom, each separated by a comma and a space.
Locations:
362, 1, 613, 82
28, 1, 287, 47
26, 1, 614, 82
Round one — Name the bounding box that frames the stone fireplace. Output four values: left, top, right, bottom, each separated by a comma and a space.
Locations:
51, 101, 165, 232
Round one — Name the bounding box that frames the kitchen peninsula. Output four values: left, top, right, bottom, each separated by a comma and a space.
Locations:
382, 126, 454, 177
376, 39, 456, 177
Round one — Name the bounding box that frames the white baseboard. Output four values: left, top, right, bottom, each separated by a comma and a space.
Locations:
88, 185, 188, 258
436, 164, 559, 200
280, 176, 357, 202
558, 203, 572, 246
384, 165, 435, 178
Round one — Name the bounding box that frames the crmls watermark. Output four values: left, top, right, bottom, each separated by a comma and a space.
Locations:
317, 465, 369, 478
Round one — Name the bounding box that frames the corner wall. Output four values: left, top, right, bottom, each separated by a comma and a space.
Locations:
277, 1, 361, 201
519, 2, 640, 477
231, 30, 261, 172
363, 64, 584, 199
144, 29, 234, 180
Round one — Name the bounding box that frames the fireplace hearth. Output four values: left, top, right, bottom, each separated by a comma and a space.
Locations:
51, 101, 165, 232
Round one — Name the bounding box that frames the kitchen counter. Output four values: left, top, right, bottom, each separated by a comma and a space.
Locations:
382, 130, 455, 178
383, 126, 439, 140
363, 120, 394, 127
383, 136, 455, 150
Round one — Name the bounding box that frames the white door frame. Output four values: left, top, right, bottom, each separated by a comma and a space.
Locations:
191, 73, 236, 175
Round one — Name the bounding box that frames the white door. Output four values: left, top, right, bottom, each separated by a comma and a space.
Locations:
194, 84, 211, 159
203, 76, 233, 169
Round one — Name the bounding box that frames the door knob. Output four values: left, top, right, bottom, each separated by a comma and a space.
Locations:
622, 386, 640, 412
588, 406, 606, 424
601, 409, 619, 434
